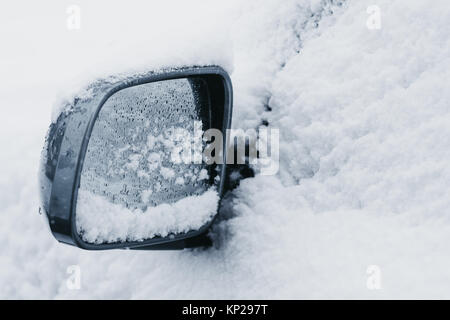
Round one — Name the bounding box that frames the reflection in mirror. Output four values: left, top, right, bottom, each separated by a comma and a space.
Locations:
76, 79, 219, 244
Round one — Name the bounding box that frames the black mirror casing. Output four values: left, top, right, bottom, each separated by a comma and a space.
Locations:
39, 66, 233, 250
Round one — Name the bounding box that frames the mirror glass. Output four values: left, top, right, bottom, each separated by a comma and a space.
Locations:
75, 78, 219, 244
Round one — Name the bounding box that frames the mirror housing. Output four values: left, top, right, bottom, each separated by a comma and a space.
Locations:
39, 66, 233, 250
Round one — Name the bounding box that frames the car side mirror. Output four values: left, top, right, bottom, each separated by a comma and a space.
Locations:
39, 66, 233, 250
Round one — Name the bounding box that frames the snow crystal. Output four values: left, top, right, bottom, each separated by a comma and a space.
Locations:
160, 167, 175, 180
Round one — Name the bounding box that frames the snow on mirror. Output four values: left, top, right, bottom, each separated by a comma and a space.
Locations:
76, 79, 219, 244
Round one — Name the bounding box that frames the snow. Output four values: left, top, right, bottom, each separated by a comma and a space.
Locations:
76, 189, 219, 244
1, 0, 450, 299
159, 167, 176, 180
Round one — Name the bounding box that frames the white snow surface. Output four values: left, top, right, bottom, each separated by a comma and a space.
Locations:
1, 0, 450, 299
76, 189, 219, 244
